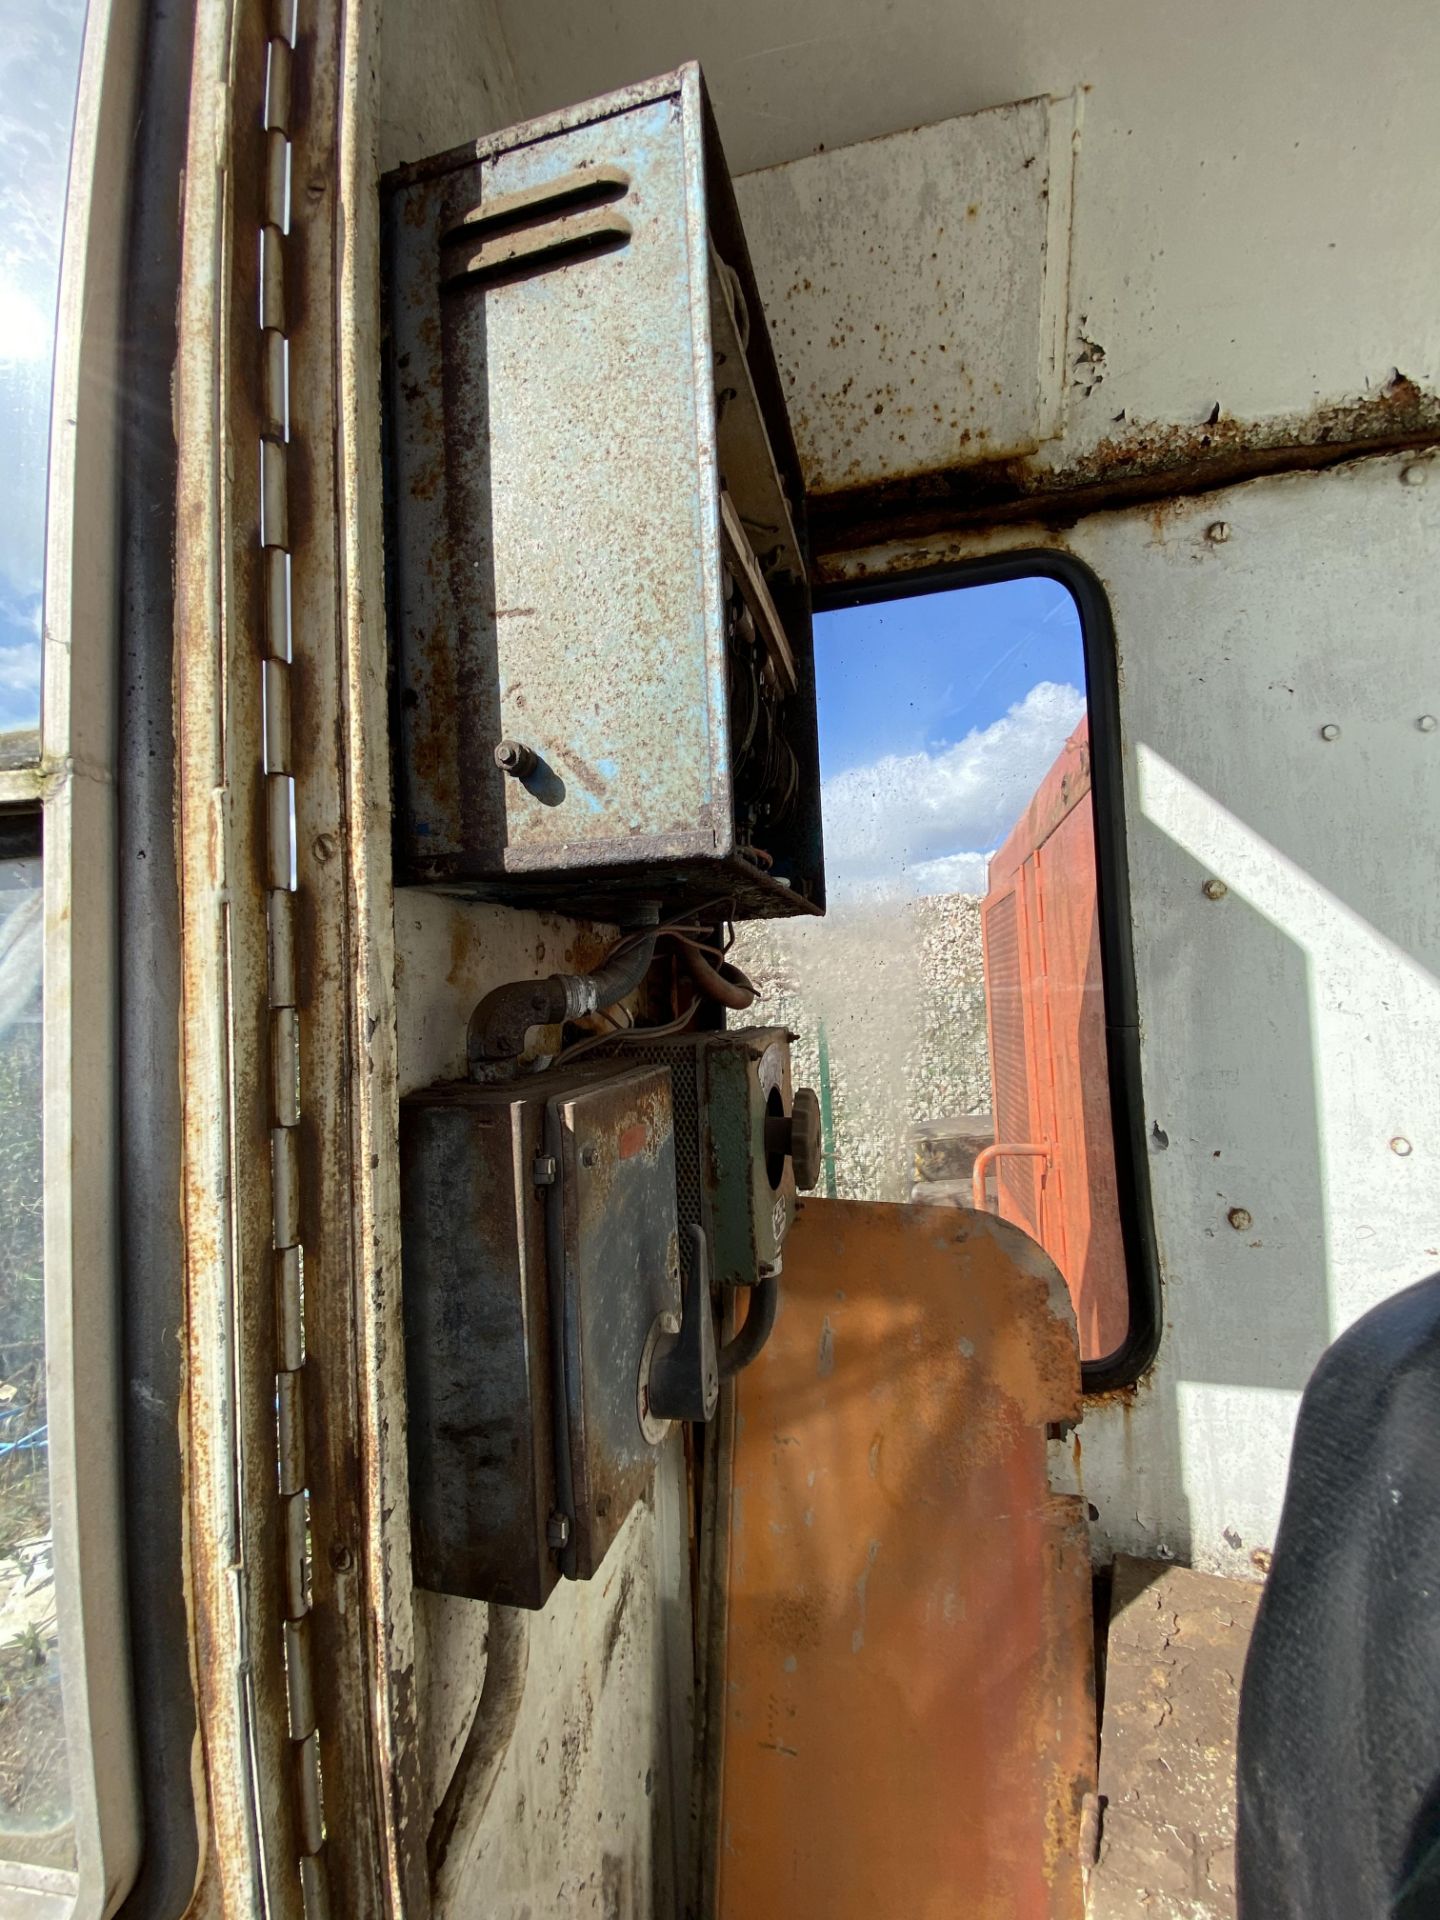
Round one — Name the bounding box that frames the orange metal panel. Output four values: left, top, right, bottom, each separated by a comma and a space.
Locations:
716, 1199, 1095, 1920
1034, 803, 1126, 1358
981, 718, 1127, 1360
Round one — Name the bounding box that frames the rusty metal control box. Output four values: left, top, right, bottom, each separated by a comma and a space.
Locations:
382, 66, 824, 921
399, 1061, 685, 1609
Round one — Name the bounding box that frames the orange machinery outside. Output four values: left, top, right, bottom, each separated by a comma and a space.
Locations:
980, 715, 1128, 1361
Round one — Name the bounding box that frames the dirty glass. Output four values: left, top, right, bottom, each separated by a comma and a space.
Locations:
733, 577, 1129, 1365
0, 822, 70, 1862
0, 0, 90, 1868
0, 0, 89, 761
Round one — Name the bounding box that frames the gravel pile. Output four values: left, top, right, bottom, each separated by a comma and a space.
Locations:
732, 892, 993, 1203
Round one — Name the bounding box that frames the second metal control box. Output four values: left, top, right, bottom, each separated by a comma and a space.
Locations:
400, 1061, 682, 1609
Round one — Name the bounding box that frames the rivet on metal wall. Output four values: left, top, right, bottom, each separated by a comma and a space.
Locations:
1202, 877, 1228, 901
1227, 1207, 1253, 1231
1418, 715, 1438, 733
1391, 1137, 1413, 1157
1205, 521, 1231, 543
1319, 723, 1341, 742
1400, 463, 1428, 487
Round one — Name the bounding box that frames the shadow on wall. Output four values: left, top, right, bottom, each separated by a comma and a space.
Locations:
1101, 720, 1440, 1573
1087, 819, 1332, 1572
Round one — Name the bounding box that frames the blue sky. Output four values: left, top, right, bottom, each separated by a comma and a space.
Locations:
812, 577, 1088, 896
815, 576, 1084, 776
0, 0, 88, 738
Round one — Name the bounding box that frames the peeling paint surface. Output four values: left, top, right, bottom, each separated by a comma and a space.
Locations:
717, 1198, 1094, 1917
735, 95, 1074, 495
424, 1473, 694, 1919
485, 0, 1440, 504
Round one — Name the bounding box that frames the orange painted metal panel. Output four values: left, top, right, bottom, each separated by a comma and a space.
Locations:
982, 718, 1127, 1360
716, 1199, 1095, 1920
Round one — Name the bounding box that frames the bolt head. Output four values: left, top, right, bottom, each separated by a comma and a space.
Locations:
1401, 462, 1429, 487
1206, 520, 1231, 543
1227, 1206, 1253, 1232
1319, 723, 1341, 742
1419, 715, 1438, 733
1202, 877, 1228, 901
494, 739, 537, 777
1391, 1136, 1413, 1157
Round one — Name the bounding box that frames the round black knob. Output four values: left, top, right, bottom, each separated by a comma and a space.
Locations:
789, 1087, 823, 1190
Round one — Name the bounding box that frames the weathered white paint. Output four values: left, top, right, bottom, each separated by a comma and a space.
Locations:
826, 449, 1440, 1574
416, 1482, 693, 1918
483, 0, 1440, 466
733, 93, 1076, 491
376, 0, 523, 172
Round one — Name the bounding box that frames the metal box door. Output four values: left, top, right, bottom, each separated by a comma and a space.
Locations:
383, 67, 824, 921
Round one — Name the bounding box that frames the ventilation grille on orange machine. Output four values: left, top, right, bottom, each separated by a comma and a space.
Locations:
985, 889, 1036, 1230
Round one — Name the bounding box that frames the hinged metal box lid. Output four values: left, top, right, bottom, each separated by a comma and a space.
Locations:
382, 66, 824, 921
550, 1066, 682, 1580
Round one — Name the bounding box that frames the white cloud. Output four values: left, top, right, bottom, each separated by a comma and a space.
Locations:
0, 283, 49, 364
907, 850, 993, 895
0, 643, 39, 692
823, 679, 1084, 899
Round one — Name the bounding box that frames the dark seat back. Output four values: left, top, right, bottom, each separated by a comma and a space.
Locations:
1238, 1272, 1440, 1918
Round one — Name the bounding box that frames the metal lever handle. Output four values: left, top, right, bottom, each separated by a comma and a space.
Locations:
970, 1141, 1050, 1213
647, 1224, 720, 1424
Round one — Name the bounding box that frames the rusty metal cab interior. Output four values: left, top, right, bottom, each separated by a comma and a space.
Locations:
32, 2, 1440, 1914
381, 67, 825, 922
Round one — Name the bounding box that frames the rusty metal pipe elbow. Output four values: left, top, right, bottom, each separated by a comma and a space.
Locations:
466, 906, 661, 1071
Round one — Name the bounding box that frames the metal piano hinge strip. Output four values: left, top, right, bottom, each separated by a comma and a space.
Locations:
261, 9, 331, 1915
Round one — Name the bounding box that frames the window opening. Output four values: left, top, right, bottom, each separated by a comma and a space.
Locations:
0, 0, 88, 762
0, 0, 94, 1874
734, 570, 1144, 1374
0, 816, 70, 1862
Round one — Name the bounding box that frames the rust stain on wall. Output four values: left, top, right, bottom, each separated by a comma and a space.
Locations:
811, 375, 1440, 566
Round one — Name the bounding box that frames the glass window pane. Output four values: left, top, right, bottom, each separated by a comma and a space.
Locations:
734, 577, 1130, 1365
0, 819, 71, 1864
0, 0, 89, 760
